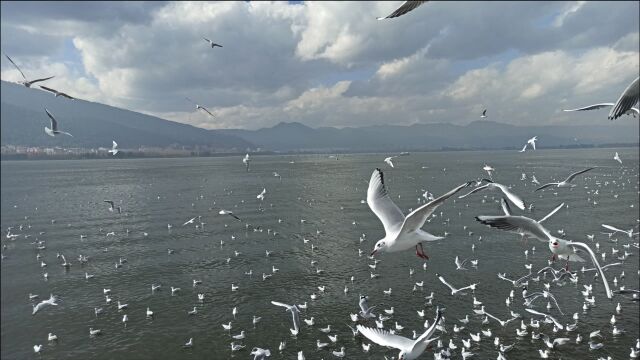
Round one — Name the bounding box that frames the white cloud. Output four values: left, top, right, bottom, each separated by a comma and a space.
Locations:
1, 1, 638, 130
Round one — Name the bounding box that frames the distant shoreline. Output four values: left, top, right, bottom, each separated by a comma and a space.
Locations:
1, 142, 637, 161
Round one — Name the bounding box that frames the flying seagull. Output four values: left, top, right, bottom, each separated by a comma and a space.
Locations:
527, 136, 538, 150
535, 168, 594, 191
39, 85, 75, 100
481, 109, 487, 118
563, 77, 639, 120
103, 200, 121, 214
271, 301, 301, 335
475, 214, 612, 298
367, 168, 472, 259
4, 54, 55, 88
203, 38, 223, 48
357, 307, 442, 360
613, 152, 622, 164
186, 97, 215, 118
44, 109, 73, 137
377, 1, 428, 20
384, 156, 397, 168
108, 141, 119, 155
219, 209, 242, 221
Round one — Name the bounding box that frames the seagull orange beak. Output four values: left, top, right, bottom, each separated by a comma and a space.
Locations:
370, 249, 377, 257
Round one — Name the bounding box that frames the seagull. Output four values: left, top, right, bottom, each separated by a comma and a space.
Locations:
377, 1, 428, 20
4, 54, 54, 87
32, 294, 59, 315
185, 97, 215, 118
483, 164, 495, 178
435, 273, 477, 295
271, 301, 301, 335
250, 347, 271, 360
219, 209, 242, 221
257, 188, 266, 201
500, 198, 564, 225
183, 217, 196, 226
458, 179, 526, 210
535, 168, 594, 191
367, 168, 471, 259
44, 108, 73, 137
563, 77, 639, 120
39, 85, 75, 100
108, 141, 119, 155
33, 344, 43, 354
481, 109, 487, 118
527, 136, 538, 150
454, 256, 471, 270
243, 154, 251, 171
384, 156, 397, 168
203, 37, 223, 48
476, 214, 612, 298
357, 307, 442, 360
359, 295, 377, 319
103, 200, 121, 213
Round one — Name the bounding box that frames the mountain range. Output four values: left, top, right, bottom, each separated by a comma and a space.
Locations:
1, 80, 638, 153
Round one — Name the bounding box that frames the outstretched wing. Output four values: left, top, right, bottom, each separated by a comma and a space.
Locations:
500, 198, 512, 216
377, 1, 428, 20
538, 203, 565, 223
568, 242, 612, 299
563, 103, 614, 112
609, 77, 639, 120
475, 215, 551, 242
367, 169, 405, 234
457, 184, 489, 199
494, 183, 525, 210
5, 54, 27, 80
401, 181, 471, 234
271, 301, 292, 310
564, 167, 594, 183
356, 325, 414, 351
44, 108, 58, 131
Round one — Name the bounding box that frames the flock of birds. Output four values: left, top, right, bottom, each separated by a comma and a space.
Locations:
1, 1, 639, 359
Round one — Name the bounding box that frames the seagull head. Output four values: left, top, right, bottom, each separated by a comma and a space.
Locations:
371, 240, 386, 256
550, 240, 560, 249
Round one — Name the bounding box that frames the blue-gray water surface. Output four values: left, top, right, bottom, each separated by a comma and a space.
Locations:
1, 148, 639, 359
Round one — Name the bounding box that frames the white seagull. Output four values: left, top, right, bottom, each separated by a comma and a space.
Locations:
613, 152, 622, 164
367, 168, 471, 259
535, 168, 594, 191
108, 141, 119, 155
203, 37, 223, 48
44, 109, 73, 137
377, 1, 428, 20
384, 156, 397, 168
271, 301, 301, 335
475, 214, 612, 298
219, 209, 242, 221
527, 136, 538, 150
357, 307, 442, 360
32, 294, 59, 315
435, 273, 477, 296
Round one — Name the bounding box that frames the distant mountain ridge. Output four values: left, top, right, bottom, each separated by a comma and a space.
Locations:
220, 120, 639, 152
0, 81, 252, 150
2, 80, 637, 153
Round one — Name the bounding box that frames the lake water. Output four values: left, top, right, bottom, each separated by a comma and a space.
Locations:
1, 148, 638, 359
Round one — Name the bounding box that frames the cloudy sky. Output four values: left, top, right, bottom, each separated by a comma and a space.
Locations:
1, 1, 638, 130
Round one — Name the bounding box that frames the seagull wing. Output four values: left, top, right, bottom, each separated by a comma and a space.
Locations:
500, 198, 512, 216
537, 203, 565, 223
601, 224, 624, 233
103, 200, 115, 208
356, 325, 414, 351
413, 307, 443, 345
401, 181, 471, 234
436, 274, 458, 293
494, 183, 526, 210
609, 76, 639, 120
568, 241, 612, 299
553, 338, 571, 347
564, 167, 594, 183
112, 140, 118, 149
44, 108, 58, 131
475, 215, 551, 242
535, 183, 558, 192
519, 144, 527, 152
203, 37, 212, 43
484, 311, 504, 324
39, 85, 58, 95
5, 54, 27, 80
457, 184, 490, 199
563, 103, 614, 112
29, 76, 55, 85
271, 301, 292, 310
377, 0, 428, 20
199, 106, 215, 117
367, 169, 405, 235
